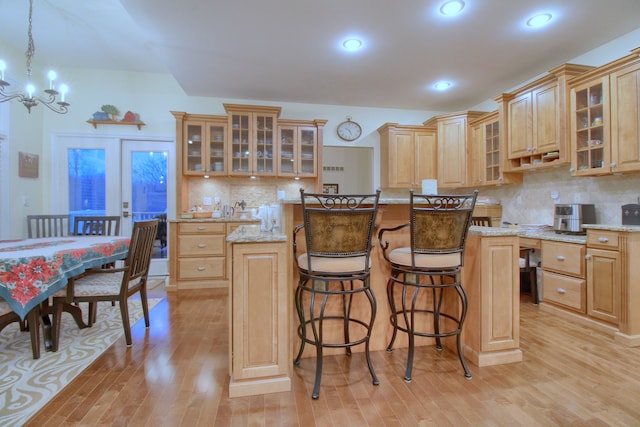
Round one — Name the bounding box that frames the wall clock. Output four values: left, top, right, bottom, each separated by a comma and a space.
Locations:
336, 117, 362, 141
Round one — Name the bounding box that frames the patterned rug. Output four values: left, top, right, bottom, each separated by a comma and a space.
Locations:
0, 296, 162, 427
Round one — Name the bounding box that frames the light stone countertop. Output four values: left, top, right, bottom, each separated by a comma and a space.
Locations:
226, 225, 287, 243
583, 224, 640, 232
170, 217, 260, 223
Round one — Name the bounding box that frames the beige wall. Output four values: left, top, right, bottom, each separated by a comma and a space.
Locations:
2, 28, 640, 238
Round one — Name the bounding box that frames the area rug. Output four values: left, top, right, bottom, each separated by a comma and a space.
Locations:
0, 296, 162, 427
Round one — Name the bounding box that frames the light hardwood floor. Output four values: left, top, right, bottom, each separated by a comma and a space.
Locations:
25, 288, 640, 426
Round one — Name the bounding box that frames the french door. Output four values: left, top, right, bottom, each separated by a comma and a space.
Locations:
52, 134, 175, 276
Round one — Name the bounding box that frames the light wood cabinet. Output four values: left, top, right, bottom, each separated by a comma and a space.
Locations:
469, 111, 522, 187
277, 120, 327, 178
171, 111, 228, 182
169, 221, 254, 290
498, 64, 592, 171
586, 230, 621, 325
424, 111, 484, 189
228, 241, 290, 397
541, 240, 586, 313
377, 123, 437, 189
568, 48, 640, 176
224, 104, 281, 177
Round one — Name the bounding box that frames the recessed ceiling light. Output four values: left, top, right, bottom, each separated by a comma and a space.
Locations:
433, 81, 453, 91
526, 13, 553, 28
440, 0, 465, 16
342, 38, 363, 51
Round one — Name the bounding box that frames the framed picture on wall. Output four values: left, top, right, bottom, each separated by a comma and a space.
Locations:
18, 152, 39, 178
323, 183, 339, 195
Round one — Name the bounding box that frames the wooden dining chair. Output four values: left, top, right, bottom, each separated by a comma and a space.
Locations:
27, 214, 71, 238
471, 216, 493, 227
53, 219, 159, 347
73, 215, 121, 236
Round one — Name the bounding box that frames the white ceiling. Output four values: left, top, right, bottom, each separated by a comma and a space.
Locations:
1, 0, 640, 111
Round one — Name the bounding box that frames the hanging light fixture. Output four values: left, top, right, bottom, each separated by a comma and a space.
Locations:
0, 0, 70, 114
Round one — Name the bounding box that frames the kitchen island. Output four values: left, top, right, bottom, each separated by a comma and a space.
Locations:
282, 199, 523, 367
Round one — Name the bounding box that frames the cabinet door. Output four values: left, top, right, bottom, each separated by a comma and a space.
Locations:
586, 248, 621, 325
469, 122, 485, 186
277, 126, 296, 175
231, 243, 289, 381
437, 116, 468, 188
611, 61, 640, 173
183, 121, 207, 175
532, 83, 560, 154
413, 130, 437, 185
208, 122, 227, 175
297, 126, 318, 177
507, 92, 532, 159
254, 113, 277, 176
570, 77, 610, 176
229, 112, 252, 175
388, 131, 415, 188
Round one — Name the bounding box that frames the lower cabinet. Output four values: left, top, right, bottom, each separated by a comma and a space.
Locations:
228, 241, 290, 397
586, 230, 621, 326
169, 221, 257, 290
541, 240, 586, 313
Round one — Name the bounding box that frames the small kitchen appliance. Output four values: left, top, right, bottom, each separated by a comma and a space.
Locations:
554, 204, 596, 234
622, 204, 640, 225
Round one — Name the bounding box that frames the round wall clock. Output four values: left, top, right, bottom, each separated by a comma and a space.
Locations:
336, 118, 362, 141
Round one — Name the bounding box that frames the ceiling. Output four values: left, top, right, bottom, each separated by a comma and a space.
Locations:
1, 0, 640, 111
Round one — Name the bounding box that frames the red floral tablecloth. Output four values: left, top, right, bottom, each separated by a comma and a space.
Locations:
0, 236, 129, 319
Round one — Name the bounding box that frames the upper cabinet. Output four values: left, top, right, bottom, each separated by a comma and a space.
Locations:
424, 111, 484, 189
277, 120, 327, 179
497, 64, 593, 172
469, 111, 522, 187
224, 104, 281, 177
377, 123, 437, 189
173, 112, 228, 176
569, 48, 640, 176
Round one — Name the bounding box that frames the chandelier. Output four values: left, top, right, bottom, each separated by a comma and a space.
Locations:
0, 0, 70, 114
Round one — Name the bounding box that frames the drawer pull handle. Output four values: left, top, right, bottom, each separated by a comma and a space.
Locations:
557, 288, 566, 295
198, 243, 206, 248
556, 255, 565, 261
598, 237, 608, 243
197, 266, 206, 271
198, 226, 206, 231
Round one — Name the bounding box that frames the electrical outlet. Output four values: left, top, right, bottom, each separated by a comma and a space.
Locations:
22, 195, 30, 207
516, 195, 523, 205
203, 197, 212, 206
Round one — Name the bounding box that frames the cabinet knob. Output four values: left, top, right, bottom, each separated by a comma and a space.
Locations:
585, 254, 592, 260
557, 288, 566, 294
556, 255, 565, 261
198, 243, 206, 248
569, 167, 575, 173
197, 266, 206, 271
197, 226, 206, 231
598, 237, 609, 243
610, 162, 617, 168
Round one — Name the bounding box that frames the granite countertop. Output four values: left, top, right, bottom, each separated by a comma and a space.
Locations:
583, 224, 640, 232
226, 225, 287, 243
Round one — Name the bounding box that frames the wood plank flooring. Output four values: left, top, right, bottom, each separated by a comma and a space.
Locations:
24, 289, 640, 426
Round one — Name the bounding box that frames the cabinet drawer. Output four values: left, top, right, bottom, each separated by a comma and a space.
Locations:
586, 230, 620, 250
178, 222, 225, 234
542, 270, 586, 312
178, 257, 225, 279
178, 234, 225, 256
541, 241, 585, 277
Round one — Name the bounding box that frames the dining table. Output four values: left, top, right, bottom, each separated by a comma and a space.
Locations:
0, 235, 130, 350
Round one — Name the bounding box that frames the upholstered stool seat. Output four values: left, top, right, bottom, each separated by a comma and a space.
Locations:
379, 190, 478, 382
293, 189, 381, 399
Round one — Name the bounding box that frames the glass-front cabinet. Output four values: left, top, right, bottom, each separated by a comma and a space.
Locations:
570, 77, 610, 176
277, 124, 318, 178
183, 117, 227, 176
225, 104, 281, 177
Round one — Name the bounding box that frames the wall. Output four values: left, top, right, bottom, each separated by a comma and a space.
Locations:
2, 28, 640, 238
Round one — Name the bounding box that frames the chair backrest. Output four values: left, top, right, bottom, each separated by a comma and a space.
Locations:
300, 188, 381, 272
471, 216, 492, 227
410, 190, 479, 262
73, 216, 121, 236
123, 219, 159, 286
27, 214, 70, 238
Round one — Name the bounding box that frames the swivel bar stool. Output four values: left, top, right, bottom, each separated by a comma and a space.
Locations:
293, 188, 381, 399
378, 190, 478, 382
